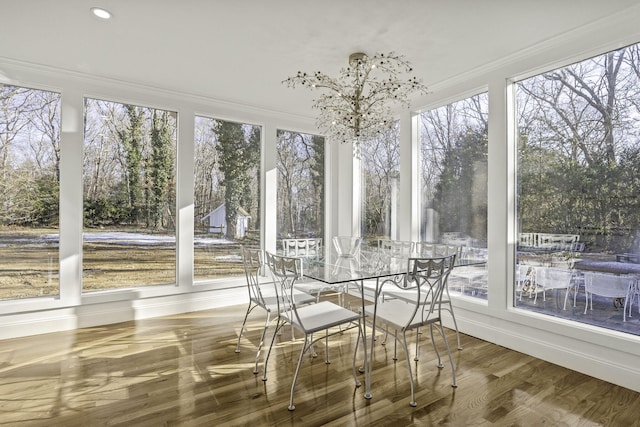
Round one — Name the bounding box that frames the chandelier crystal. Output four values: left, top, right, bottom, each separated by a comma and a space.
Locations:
283, 52, 428, 148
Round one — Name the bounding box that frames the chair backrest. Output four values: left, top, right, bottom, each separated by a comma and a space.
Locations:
516, 263, 534, 282
584, 272, 633, 298
415, 242, 459, 258
332, 236, 361, 257
378, 239, 415, 256
535, 266, 574, 289
460, 246, 487, 261
414, 242, 436, 257
406, 253, 456, 322
265, 251, 307, 326
281, 238, 322, 257
242, 246, 265, 305
435, 244, 459, 257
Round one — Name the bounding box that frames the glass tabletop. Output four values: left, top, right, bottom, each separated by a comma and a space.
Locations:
301, 246, 485, 284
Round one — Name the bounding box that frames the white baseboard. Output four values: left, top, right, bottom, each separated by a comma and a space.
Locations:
0, 286, 247, 340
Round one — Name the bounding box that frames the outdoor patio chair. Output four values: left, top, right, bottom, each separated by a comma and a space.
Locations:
583, 272, 634, 321
629, 278, 640, 317
516, 263, 535, 302
529, 266, 574, 307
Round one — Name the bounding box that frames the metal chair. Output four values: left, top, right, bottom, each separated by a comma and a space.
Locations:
386, 242, 463, 350
235, 246, 315, 374
333, 235, 362, 257
516, 263, 535, 302
364, 254, 458, 407
262, 252, 363, 411
532, 266, 575, 307
292, 236, 362, 306
583, 272, 634, 321
378, 239, 415, 256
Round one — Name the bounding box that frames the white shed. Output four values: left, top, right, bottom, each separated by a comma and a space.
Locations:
201, 204, 251, 238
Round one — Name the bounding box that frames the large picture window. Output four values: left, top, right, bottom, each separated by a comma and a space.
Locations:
0, 84, 61, 300
419, 93, 488, 298
193, 117, 261, 281
515, 43, 640, 335
83, 98, 177, 292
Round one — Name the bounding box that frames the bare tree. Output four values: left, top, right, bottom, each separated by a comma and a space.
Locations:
361, 123, 400, 238
0, 85, 61, 225
516, 43, 640, 250
277, 131, 307, 237
193, 117, 222, 227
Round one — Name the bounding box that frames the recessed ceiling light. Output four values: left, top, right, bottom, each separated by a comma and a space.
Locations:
91, 7, 112, 19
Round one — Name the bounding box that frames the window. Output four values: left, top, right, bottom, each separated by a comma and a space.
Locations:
419, 93, 488, 298
83, 98, 177, 292
276, 130, 324, 248
515, 43, 640, 335
360, 123, 400, 244
0, 84, 61, 300
193, 117, 261, 281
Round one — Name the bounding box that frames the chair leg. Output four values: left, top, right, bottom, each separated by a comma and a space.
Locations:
633, 290, 640, 317
310, 333, 317, 358
253, 311, 271, 374
262, 318, 284, 381
325, 329, 330, 364
445, 302, 462, 350
584, 292, 591, 315
414, 328, 420, 361
235, 303, 256, 353
428, 324, 443, 368
393, 330, 398, 361
433, 322, 457, 388
289, 334, 311, 411
381, 325, 389, 345
400, 330, 417, 407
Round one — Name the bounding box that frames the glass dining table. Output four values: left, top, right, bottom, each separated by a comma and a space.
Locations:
298, 245, 484, 400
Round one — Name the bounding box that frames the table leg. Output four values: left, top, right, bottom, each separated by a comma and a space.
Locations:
359, 278, 371, 399
363, 277, 380, 400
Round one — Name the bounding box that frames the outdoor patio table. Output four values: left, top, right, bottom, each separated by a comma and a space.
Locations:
574, 259, 640, 275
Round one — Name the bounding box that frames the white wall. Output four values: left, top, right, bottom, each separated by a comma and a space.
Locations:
1, 5, 640, 394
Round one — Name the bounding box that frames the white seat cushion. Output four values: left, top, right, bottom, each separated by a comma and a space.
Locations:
283, 301, 360, 334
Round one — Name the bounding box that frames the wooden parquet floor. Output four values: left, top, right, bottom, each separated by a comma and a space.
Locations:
1, 298, 639, 426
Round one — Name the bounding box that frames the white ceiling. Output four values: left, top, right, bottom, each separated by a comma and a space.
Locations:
1, 0, 639, 118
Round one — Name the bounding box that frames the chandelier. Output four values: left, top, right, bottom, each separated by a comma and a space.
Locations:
283, 52, 428, 149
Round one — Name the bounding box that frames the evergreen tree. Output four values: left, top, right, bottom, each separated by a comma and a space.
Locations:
117, 105, 144, 224
149, 110, 174, 229
310, 135, 325, 237
214, 120, 253, 238
434, 128, 487, 240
